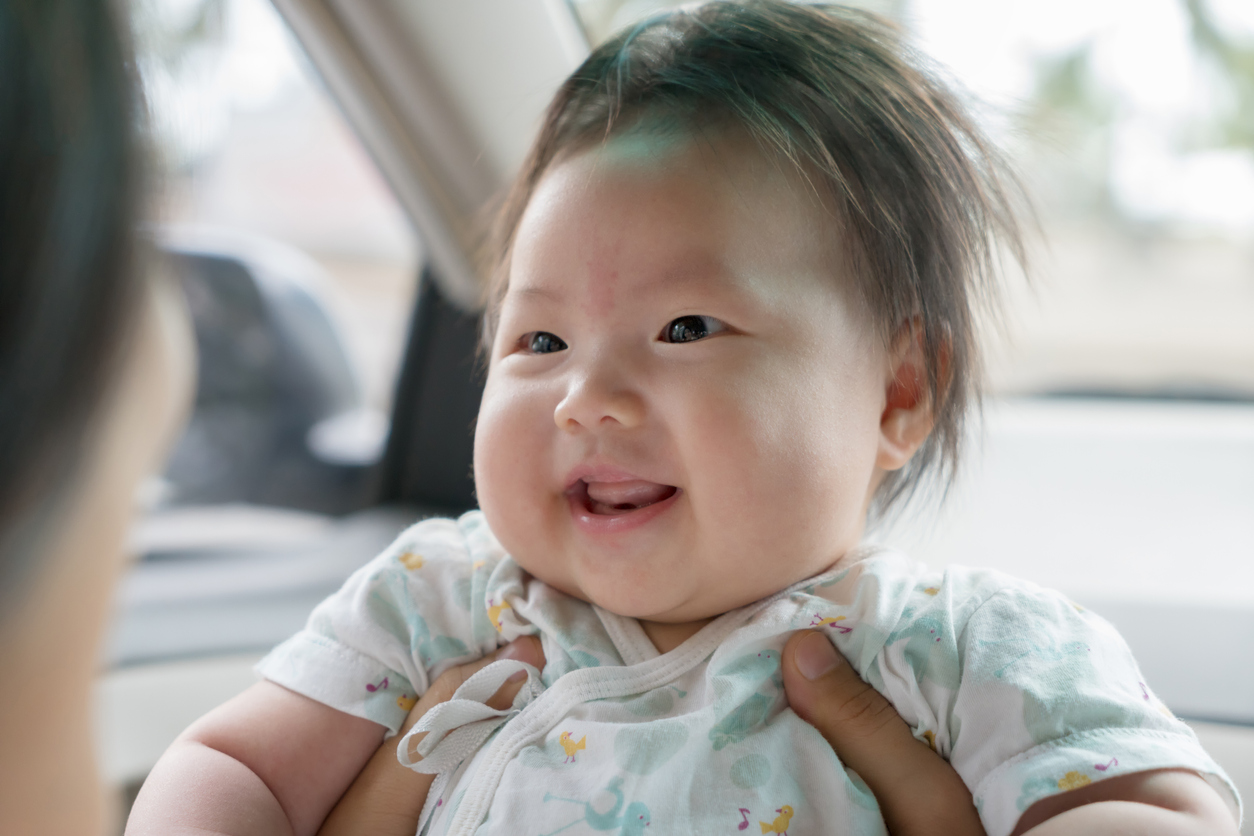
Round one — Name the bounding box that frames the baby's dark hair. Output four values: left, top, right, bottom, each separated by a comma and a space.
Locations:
482, 0, 1026, 515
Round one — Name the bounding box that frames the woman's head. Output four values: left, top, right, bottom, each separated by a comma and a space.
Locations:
482, 0, 1026, 516
0, 0, 185, 613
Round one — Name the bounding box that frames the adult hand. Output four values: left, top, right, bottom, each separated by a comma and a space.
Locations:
316, 636, 546, 836
322, 631, 981, 836
781, 630, 985, 836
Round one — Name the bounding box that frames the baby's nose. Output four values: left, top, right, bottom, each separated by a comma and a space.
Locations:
553, 363, 645, 432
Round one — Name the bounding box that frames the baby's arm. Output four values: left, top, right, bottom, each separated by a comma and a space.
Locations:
1011, 769, 1237, 836
126, 680, 387, 836
318, 637, 546, 836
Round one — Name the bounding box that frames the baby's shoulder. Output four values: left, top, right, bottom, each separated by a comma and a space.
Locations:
316, 511, 537, 664
790, 548, 1129, 708
364, 511, 505, 583
385, 510, 503, 565
336, 510, 525, 622
801, 547, 1090, 638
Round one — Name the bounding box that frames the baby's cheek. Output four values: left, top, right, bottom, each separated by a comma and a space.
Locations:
679, 384, 808, 528
686, 366, 875, 554
474, 391, 538, 527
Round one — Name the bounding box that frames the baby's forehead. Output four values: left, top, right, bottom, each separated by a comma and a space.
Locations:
524, 132, 857, 285
564, 121, 824, 204
525, 128, 847, 265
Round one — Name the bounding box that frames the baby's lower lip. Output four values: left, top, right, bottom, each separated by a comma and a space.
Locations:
566, 479, 680, 535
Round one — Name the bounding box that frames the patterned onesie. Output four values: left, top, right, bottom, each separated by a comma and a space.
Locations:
258, 511, 1240, 836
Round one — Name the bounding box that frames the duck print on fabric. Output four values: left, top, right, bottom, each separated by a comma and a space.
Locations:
521, 736, 585, 771
362, 675, 418, 714
560, 731, 587, 763
487, 598, 512, 634
810, 614, 852, 633
759, 805, 795, 835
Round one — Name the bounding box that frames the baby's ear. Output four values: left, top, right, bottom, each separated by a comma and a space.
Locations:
876, 318, 937, 471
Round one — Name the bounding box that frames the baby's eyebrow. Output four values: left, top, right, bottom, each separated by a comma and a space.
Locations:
508, 264, 757, 308
506, 285, 560, 303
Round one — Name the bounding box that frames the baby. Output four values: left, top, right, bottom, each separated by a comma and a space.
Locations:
130, 3, 1240, 836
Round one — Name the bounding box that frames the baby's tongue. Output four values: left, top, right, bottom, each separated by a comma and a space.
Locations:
585, 480, 673, 512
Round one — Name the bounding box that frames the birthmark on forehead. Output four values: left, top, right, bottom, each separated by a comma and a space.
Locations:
584, 255, 620, 318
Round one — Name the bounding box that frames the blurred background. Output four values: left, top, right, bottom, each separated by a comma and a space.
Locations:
137, 0, 1254, 429
133, 0, 418, 514
578, 0, 1254, 397
99, 0, 1254, 830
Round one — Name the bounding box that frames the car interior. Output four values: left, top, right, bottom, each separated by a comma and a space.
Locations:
101, 0, 1254, 831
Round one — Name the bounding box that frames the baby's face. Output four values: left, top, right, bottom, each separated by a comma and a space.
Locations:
475, 130, 893, 625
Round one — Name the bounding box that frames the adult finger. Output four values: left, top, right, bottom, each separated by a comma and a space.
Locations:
781, 630, 984, 836
317, 636, 546, 836
407, 635, 545, 725
395, 635, 546, 769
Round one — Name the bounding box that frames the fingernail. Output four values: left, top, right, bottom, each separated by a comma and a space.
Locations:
797, 632, 842, 681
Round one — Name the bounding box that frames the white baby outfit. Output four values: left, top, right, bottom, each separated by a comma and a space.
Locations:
258, 511, 1240, 836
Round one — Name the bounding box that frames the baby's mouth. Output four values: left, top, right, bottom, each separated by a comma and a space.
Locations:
570, 479, 679, 516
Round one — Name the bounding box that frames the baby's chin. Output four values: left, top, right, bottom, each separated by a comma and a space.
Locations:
515, 559, 712, 622
567, 572, 773, 626
501, 532, 824, 625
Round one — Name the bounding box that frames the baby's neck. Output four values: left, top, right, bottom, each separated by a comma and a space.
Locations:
640, 617, 714, 654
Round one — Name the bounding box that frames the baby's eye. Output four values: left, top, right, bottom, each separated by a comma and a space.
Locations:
660, 315, 726, 344
522, 331, 567, 354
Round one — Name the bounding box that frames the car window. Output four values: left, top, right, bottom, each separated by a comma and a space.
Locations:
133, 0, 420, 514
571, 0, 1254, 399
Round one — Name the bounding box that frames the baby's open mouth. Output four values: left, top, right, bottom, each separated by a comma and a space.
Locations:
570, 479, 679, 516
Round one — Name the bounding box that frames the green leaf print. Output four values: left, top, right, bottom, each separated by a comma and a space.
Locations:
614, 720, 689, 775
714, 648, 782, 687
419, 633, 469, 668
883, 606, 961, 691
611, 688, 675, 718
972, 590, 1139, 744
369, 584, 470, 672
709, 692, 772, 751
708, 648, 783, 751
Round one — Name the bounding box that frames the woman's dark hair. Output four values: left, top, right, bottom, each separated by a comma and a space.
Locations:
0, 0, 144, 608
481, 0, 1027, 516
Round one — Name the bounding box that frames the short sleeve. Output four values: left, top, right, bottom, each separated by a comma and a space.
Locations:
937, 580, 1239, 836
858, 564, 1240, 836
256, 513, 505, 735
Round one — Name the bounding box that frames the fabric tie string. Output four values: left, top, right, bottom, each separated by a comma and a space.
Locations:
396, 659, 543, 774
